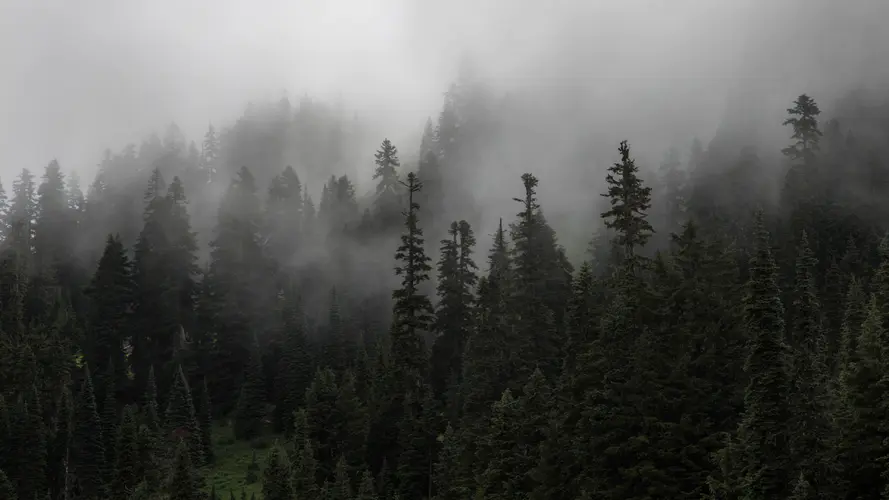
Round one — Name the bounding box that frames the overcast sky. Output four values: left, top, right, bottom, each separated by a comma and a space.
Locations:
1, 0, 887, 186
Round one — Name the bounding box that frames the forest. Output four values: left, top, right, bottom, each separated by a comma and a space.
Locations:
5, 26, 889, 499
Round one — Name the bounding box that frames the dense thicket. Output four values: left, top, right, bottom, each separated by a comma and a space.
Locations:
3, 80, 889, 500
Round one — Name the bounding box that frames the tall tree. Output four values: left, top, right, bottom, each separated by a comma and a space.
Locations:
430, 220, 478, 399
233, 342, 266, 441
84, 234, 132, 400
165, 365, 203, 465
70, 366, 108, 499
373, 138, 403, 231
600, 140, 654, 271
722, 212, 792, 499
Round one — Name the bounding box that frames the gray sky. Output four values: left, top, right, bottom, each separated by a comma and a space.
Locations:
1, 0, 887, 187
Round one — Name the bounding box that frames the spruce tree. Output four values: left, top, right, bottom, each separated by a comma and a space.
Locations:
195, 377, 214, 463
274, 287, 312, 434
305, 367, 339, 479
600, 140, 654, 271
730, 211, 792, 499
329, 456, 352, 500
836, 294, 889, 497
48, 387, 73, 500
70, 366, 108, 499
113, 405, 142, 498
261, 446, 292, 500
373, 138, 404, 230
433, 424, 468, 500
168, 441, 200, 500
233, 343, 265, 440
292, 438, 319, 500
165, 365, 204, 464
356, 467, 378, 500
0, 470, 15, 500
391, 172, 434, 382
85, 234, 132, 398
143, 365, 161, 431
787, 232, 834, 493
430, 220, 477, 399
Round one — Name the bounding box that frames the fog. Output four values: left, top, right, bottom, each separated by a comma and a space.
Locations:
2, 0, 889, 250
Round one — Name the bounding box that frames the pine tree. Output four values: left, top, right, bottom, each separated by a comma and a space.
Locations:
786, 232, 834, 494
391, 172, 434, 382
195, 377, 214, 463
329, 456, 352, 500
204, 166, 269, 414
70, 366, 108, 499
730, 211, 792, 499
113, 405, 142, 498
0, 470, 15, 500
305, 368, 339, 479
373, 138, 403, 230
430, 220, 478, 400
356, 467, 378, 500
85, 234, 132, 399
200, 124, 220, 184
274, 289, 312, 434
836, 294, 889, 497
509, 173, 572, 379
600, 140, 654, 271
168, 441, 200, 500
433, 424, 469, 500
292, 438, 319, 500
396, 387, 440, 500
782, 95, 822, 164
233, 342, 266, 440
165, 365, 204, 464
143, 365, 161, 431
261, 446, 293, 500
48, 387, 73, 500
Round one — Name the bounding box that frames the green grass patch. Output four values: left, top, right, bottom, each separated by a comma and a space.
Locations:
203, 420, 285, 499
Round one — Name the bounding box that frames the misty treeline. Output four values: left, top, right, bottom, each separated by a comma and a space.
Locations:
4, 69, 889, 500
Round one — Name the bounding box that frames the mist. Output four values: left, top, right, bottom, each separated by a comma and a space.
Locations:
3, 0, 889, 253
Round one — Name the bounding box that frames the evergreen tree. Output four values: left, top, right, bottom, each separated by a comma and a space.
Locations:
396, 387, 440, 500
70, 366, 108, 499
292, 438, 319, 500
48, 387, 73, 500
168, 441, 200, 500
195, 377, 214, 463
204, 166, 269, 414
113, 405, 142, 498
143, 365, 161, 431
727, 211, 792, 499
836, 294, 889, 497
786, 232, 834, 494
433, 424, 468, 500
391, 172, 434, 382
200, 124, 220, 184
373, 138, 403, 230
0, 470, 15, 500
509, 173, 572, 379
430, 220, 477, 400
85, 234, 132, 399
329, 456, 352, 500
356, 467, 378, 500
233, 342, 265, 440
165, 365, 203, 465
600, 140, 654, 271
274, 290, 312, 434
782, 95, 822, 164
305, 367, 340, 479
261, 446, 292, 500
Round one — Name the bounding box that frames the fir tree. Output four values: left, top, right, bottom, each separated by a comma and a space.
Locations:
165, 365, 203, 464
782, 94, 822, 164
195, 377, 214, 463
373, 138, 403, 230
85, 234, 132, 399
391, 172, 434, 382
0, 470, 15, 500
70, 366, 108, 499
356, 467, 378, 500
113, 405, 142, 498
292, 438, 319, 500
430, 220, 478, 400
787, 232, 834, 494
730, 211, 792, 499
261, 446, 292, 500
600, 140, 654, 270
274, 289, 312, 434
168, 441, 200, 500
233, 342, 266, 440
329, 456, 352, 500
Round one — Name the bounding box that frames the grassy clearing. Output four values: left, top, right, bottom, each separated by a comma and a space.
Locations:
203, 420, 284, 499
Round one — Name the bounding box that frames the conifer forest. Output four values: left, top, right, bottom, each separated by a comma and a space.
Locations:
4, 1, 889, 499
